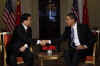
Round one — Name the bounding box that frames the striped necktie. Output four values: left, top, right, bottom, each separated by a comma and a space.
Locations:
71, 28, 75, 48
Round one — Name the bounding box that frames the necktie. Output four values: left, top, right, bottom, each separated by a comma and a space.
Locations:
71, 28, 75, 48
71, 28, 74, 41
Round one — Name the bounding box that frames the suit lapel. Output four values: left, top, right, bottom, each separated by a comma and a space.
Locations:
20, 24, 27, 32
67, 27, 71, 40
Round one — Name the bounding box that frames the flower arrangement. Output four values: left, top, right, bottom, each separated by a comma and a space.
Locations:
42, 45, 56, 51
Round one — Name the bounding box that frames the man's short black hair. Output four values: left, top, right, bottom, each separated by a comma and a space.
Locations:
66, 12, 77, 22
20, 13, 31, 23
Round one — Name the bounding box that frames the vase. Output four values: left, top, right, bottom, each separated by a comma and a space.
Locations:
47, 50, 52, 56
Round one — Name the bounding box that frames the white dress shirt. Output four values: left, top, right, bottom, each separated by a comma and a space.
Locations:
72, 22, 80, 46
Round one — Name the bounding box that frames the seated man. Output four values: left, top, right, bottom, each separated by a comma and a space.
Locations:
58, 13, 97, 66
6, 13, 34, 66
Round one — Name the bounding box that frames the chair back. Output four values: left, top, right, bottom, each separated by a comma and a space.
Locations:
1, 32, 12, 66
0, 33, 2, 52
2, 32, 12, 47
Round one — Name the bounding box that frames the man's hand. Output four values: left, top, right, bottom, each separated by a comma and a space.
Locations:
19, 46, 26, 52
76, 45, 88, 50
40, 40, 46, 46
38, 40, 51, 46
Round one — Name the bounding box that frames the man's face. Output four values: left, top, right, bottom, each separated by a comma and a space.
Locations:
24, 16, 32, 27
65, 16, 75, 27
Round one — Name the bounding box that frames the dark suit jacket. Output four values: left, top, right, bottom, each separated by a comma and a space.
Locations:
59, 23, 97, 50
6, 24, 32, 55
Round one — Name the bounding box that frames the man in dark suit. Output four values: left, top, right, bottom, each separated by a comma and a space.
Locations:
6, 13, 34, 66
60, 13, 96, 66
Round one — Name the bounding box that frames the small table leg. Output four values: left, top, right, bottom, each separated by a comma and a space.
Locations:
40, 58, 43, 66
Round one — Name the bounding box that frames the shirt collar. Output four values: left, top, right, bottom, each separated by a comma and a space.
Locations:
72, 22, 77, 29
22, 23, 28, 30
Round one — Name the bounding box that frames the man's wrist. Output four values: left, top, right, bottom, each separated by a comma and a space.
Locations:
37, 40, 40, 45
24, 44, 28, 48
83, 45, 88, 48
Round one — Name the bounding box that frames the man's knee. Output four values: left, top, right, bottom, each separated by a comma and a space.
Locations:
7, 54, 17, 66
24, 52, 34, 60
64, 50, 70, 56
9, 54, 16, 61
